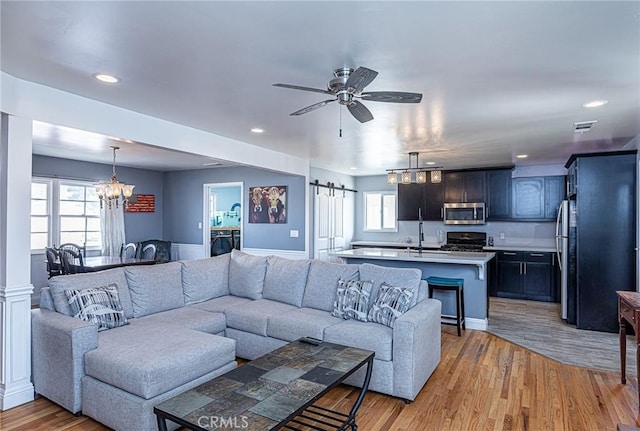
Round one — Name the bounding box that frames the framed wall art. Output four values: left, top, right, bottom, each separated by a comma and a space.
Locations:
248, 185, 287, 223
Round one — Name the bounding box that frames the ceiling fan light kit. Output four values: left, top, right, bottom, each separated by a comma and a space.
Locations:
274, 66, 422, 123
387, 152, 442, 185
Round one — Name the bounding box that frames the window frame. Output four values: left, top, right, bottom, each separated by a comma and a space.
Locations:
30, 177, 103, 254
30, 178, 53, 254
362, 190, 398, 232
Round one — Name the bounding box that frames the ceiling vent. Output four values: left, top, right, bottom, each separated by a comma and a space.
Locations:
574, 120, 597, 133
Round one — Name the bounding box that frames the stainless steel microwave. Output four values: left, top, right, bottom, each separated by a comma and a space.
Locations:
443, 202, 486, 225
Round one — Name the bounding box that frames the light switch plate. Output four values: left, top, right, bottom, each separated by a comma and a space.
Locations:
499, 232, 505, 240
198, 222, 202, 229
290, 230, 299, 238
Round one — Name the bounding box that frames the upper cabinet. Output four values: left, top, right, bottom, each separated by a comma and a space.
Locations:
486, 169, 512, 220
512, 176, 565, 221
397, 183, 425, 221
444, 171, 486, 203
397, 177, 444, 221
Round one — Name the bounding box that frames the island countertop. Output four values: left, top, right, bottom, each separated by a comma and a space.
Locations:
330, 248, 495, 265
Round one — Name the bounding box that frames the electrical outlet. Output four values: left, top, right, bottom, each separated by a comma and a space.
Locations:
290, 230, 299, 238
499, 232, 505, 240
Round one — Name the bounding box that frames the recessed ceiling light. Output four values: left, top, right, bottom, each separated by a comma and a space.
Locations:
516, 154, 528, 159
426, 161, 436, 165
582, 100, 608, 108
203, 162, 223, 167
350, 166, 357, 170
93, 73, 119, 84
251, 128, 264, 134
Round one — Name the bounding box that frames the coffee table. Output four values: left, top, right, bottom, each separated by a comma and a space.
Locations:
154, 339, 374, 431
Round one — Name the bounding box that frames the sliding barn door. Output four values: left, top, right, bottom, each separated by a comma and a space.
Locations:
314, 189, 345, 262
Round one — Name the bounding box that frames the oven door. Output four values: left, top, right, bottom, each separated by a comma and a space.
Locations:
443, 202, 486, 225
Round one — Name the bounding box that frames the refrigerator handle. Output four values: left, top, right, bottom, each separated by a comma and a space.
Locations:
555, 202, 563, 268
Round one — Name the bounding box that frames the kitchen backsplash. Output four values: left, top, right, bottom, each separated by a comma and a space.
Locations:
357, 221, 556, 248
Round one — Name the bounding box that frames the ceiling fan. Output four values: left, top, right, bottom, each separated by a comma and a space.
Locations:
273, 67, 422, 123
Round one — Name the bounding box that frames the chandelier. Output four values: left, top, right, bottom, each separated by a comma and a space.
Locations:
95, 146, 135, 209
386, 152, 442, 185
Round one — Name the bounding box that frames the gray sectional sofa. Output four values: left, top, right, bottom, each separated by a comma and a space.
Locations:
32, 249, 442, 431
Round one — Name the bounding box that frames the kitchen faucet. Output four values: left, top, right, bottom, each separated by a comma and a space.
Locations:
418, 208, 424, 254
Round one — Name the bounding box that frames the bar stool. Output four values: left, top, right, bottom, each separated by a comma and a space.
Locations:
426, 276, 465, 336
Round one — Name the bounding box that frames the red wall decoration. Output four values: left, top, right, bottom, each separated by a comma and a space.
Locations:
125, 194, 155, 213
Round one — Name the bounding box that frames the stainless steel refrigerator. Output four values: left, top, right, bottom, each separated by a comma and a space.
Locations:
555, 200, 569, 320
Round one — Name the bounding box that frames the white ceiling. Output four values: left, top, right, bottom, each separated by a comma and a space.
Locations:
2, 1, 639, 175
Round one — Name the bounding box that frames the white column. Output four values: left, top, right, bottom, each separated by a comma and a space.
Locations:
0, 113, 35, 410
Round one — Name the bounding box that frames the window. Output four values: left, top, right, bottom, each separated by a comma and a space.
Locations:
30, 180, 50, 250
30, 178, 102, 252
363, 191, 397, 231
58, 182, 101, 248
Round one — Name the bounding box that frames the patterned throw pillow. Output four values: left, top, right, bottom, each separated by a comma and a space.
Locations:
367, 282, 415, 328
64, 284, 129, 332
332, 279, 373, 322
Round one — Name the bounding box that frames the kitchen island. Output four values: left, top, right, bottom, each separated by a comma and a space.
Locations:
330, 248, 496, 330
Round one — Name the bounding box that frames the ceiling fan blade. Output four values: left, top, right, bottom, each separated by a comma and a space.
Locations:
290, 99, 336, 116
273, 83, 332, 95
345, 67, 378, 92
347, 100, 374, 123
360, 91, 423, 103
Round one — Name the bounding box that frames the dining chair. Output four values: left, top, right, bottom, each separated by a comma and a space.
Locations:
44, 247, 62, 278
60, 248, 85, 275
120, 242, 137, 259
59, 243, 85, 259
138, 239, 171, 263
140, 243, 157, 261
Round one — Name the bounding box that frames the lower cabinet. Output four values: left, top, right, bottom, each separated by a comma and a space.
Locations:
496, 250, 556, 302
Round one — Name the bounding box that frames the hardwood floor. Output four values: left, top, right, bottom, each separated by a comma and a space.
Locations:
2, 327, 638, 431
488, 297, 637, 375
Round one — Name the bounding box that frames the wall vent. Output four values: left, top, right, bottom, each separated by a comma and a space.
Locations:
574, 120, 597, 133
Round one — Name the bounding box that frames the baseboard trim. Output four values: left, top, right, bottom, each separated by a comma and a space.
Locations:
0, 383, 35, 411
465, 317, 487, 331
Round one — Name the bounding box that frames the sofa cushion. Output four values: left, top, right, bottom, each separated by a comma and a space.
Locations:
332, 279, 373, 322
266, 307, 342, 341
189, 295, 253, 314
358, 263, 422, 310
84, 326, 235, 399
302, 260, 359, 311
228, 250, 267, 300
181, 254, 230, 305
48, 268, 134, 318
132, 306, 226, 334
64, 284, 129, 332
367, 282, 415, 328
125, 262, 185, 318
263, 256, 310, 307
324, 320, 393, 361
225, 299, 297, 336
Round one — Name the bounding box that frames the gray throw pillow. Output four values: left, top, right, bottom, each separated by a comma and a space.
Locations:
64, 284, 129, 332
228, 249, 268, 300
368, 282, 415, 328
332, 279, 373, 322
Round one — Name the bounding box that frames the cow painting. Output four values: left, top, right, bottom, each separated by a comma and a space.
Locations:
248, 185, 287, 223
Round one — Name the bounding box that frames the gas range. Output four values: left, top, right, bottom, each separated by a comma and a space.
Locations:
440, 231, 486, 252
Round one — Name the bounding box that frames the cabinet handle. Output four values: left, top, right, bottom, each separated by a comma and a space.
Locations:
503, 252, 517, 255
530, 253, 544, 257
519, 262, 523, 274
524, 262, 527, 275
441, 207, 444, 218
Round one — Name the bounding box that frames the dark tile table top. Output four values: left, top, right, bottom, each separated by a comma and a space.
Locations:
155, 339, 374, 431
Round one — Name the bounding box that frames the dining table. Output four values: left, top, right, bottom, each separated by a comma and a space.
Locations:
76, 256, 156, 272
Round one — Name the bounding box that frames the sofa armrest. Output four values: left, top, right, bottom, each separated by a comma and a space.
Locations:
32, 309, 98, 413
392, 298, 442, 401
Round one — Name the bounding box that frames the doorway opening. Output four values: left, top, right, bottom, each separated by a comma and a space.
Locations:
203, 182, 243, 257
